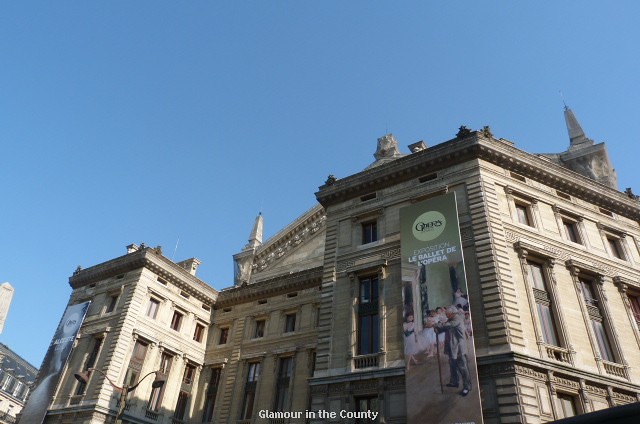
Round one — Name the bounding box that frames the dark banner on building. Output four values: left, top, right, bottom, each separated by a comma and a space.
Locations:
400, 192, 483, 424
19, 301, 90, 424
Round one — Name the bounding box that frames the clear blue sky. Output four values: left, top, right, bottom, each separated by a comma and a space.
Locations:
1, 1, 638, 368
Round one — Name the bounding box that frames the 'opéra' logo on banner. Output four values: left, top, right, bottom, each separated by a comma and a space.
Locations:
412, 210, 446, 241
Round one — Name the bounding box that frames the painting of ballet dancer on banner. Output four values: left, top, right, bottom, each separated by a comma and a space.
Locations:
400, 192, 483, 424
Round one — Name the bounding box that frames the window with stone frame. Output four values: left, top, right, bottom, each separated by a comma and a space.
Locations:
75, 337, 103, 395
362, 220, 378, 244
123, 339, 149, 390
284, 313, 296, 333
355, 395, 379, 424
193, 323, 206, 343
616, 278, 640, 350
560, 215, 582, 245
170, 310, 184, 331
629, 292, 640, 328
201, 367, 221, 422
515, 201, 534, 226
105, 294, 119, 314
506, 187, 537, 228
527, 261, 561, 347
606, 234, 626, 260
147, 351, 173, 411
253, 319, 265, 338
273, 356, 293, 412
358, 276, 379, 355
173, 391, 190, 421
578, 277, 617, 363
146, 297, 160, 319
1, 375, 15, 393
517, 244, 572, 363
183, 363, 196, 385
240, 362, 261, 420
218, 327, 229, 345
555, 392, 579, 419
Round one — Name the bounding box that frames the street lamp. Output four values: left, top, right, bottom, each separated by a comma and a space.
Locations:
74, 368, 165, 424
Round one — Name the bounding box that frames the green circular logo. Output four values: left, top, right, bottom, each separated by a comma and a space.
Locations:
412, 211, 446, 241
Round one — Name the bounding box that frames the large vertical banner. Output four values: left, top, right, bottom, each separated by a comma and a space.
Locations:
19, 301, 90, 424
400, 192, 483, 424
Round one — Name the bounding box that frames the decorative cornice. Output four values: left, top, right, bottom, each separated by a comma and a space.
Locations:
215, 267, 322, 308
69, 248, 218, 304
316, 132, 640, 221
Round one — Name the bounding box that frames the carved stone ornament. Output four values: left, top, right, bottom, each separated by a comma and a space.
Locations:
325, 174, 337, 185
374, 134, 402, 160
482, 125, 493, 138
625, 187, 639, 200
456, 125, 472, 138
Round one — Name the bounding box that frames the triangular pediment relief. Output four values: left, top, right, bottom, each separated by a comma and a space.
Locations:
249, 204, 326, 282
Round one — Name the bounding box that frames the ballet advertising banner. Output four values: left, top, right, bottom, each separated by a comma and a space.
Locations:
400, 192, 483, 424
19, 301, 91, 424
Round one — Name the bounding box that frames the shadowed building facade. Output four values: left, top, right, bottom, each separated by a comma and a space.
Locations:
24, 109, 640, 423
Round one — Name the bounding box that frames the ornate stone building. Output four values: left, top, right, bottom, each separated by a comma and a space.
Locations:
26, 109, 640, 423
0, 343, 38, 423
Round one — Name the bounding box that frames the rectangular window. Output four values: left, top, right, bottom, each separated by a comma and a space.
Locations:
174, 391, 190, 420
515, 203, 532, 226
123, 340, 148, 389
362, 221, 378, 244
358, 277, 379, 355
309, 350, 316, 376
2, 375, 15, 392
254, 319, 265, 338
76, 338, 103, 395
355, 396, 379, 424
555, 393, 578, 419
106, 295, 118, 313
159, 352, 173, 374
183, 364, 196, 385
629, 294, 640, 327
274, 357, 293, 412
562, 219, 581, 244
148, 352, 173, 411
13, 383, 29, 402
527, 262, 561, 347
284, 314, 296, 333
193, 323, 206, 342
201, 368, 221, 422
218, 328, 229, 345
13, 382, 25, 399
607, 236, 625, 260
241, 362, 261, 420
579, 278, 616, 362
170, 311, 183, 331
146, 298, 160, 319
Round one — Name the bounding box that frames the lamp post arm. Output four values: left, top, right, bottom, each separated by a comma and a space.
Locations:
127, 370, 159, 393
86, 368, 124, 393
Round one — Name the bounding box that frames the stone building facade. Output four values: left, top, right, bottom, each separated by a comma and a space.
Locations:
25, 110, 640, 423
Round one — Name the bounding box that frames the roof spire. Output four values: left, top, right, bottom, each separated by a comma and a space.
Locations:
563, 105, 593, 148
245, 212, 263, 250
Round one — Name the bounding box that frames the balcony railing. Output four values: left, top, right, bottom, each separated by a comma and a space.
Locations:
543, 345, 571, 363
145, 409, 159, 421
353, 353, 379, 369
602, 360, 627, 379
